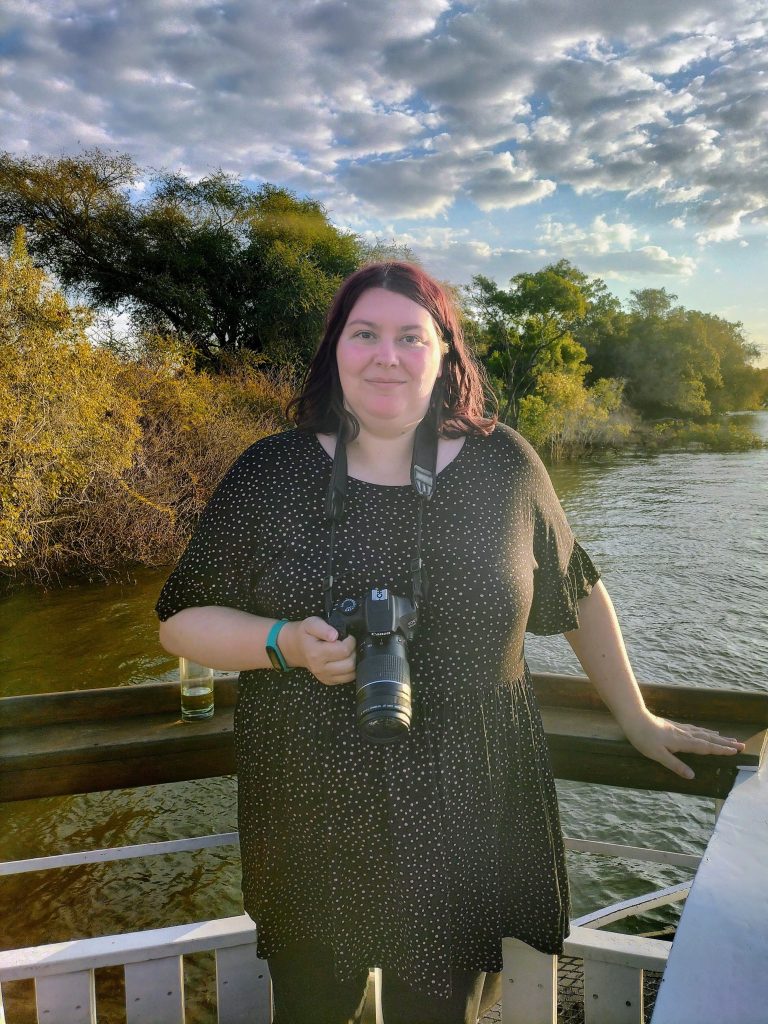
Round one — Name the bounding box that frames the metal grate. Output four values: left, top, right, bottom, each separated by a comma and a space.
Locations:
478, 957, 663, 1024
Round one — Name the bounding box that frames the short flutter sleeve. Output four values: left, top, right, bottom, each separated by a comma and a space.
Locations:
154, 442, 267, 622
524, 442, 601, 636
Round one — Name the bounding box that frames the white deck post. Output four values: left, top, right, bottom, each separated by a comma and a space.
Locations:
583, 960, 643, 1023
124, 955, 184, 1024
215, 943, 272, 1023
501, 937, 557, 1024
35, 971, 96, 1024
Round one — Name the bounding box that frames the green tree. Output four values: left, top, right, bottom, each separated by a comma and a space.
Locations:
617, 290, 723, 418
0, 230, 293, 582
518, 369, 629, 459
545, 259, 627, 382
628, 287, 678, 320
582, 287, 767, 417
685, 311, 768, 412
0, 149, 362, 366
467, 265, 590, 425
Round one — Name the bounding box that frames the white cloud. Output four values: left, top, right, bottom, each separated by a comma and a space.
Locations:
0, 0, 766, 252
694, 194, 766, 244
370, 227, 546, 285
540, 214, 642, 253
338, 153, 462, 219
461, 151, 556, 211
330, 106, 427, 159
632, 34, 718, 75
539, 215, 697, 276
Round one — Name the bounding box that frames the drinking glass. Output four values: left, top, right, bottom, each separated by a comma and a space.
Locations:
179, 657, 215, 721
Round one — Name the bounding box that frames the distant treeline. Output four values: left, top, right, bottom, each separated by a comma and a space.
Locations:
1, 149, 766, 584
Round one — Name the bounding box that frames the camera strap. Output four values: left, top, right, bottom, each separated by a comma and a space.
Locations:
323, 413, 438, 619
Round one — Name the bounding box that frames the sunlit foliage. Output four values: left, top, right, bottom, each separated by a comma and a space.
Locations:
0, 231, 292, 583
0, 228, 139, 570
518, 370, 631, 460
0, 149, 363, 366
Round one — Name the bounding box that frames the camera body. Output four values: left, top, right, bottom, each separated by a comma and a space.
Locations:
327, 588, 418, 743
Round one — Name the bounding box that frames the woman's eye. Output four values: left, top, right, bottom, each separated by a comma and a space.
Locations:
352, 330, 423, 345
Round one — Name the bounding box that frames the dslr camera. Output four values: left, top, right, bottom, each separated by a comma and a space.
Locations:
327, 588, 418, 743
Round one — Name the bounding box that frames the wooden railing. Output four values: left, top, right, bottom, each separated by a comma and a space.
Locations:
0, 914, 674, 1024
1, 672, 765, 801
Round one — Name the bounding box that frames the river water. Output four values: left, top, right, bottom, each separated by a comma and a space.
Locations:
2, 412, 767, 1019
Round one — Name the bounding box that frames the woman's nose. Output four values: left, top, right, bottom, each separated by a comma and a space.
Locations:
374, 337, 398, 364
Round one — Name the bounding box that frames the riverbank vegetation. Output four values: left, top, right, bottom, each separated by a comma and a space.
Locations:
1, 231, 293, 583
1, 149, 766, 583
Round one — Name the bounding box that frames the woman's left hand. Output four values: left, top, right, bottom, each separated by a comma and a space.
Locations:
621, 712, 746, 780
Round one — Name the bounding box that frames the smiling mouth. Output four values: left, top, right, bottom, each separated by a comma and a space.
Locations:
366, 379, 405, 384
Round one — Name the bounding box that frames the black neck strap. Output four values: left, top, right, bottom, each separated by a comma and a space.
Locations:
323, 414, 438, 619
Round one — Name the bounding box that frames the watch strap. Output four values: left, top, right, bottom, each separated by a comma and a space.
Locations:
266, 619, 290, 671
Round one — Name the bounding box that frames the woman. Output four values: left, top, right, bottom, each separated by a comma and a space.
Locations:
156, 261, 744, 1024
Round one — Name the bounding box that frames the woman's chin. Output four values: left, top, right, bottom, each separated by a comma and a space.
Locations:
352, 398, 406, 421
345, 395, 431, 433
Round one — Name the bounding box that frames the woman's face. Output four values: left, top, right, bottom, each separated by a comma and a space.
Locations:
336, 287, 445, 434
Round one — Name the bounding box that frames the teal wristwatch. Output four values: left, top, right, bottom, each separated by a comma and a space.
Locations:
266, 619, 290, 671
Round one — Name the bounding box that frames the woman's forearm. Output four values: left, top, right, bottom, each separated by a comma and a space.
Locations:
563, 579, 650, 730
159, 606, 303, 672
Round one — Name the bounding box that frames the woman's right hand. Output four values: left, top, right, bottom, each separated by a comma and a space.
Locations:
281, 617, 357, 685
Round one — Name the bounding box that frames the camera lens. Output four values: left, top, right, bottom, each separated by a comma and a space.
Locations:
355, 635, 411, 743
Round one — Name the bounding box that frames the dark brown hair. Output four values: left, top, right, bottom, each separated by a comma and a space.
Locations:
286, 261, 497, 439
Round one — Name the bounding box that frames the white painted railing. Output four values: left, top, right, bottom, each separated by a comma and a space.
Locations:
0, 830, 703, 877
1, 914, 673, 1024
651, 764, 768, 1024
0, 917, 387, 1024
0, 916, 271, 1024
0, 832, 700, 1024
503, 928, 670, 1024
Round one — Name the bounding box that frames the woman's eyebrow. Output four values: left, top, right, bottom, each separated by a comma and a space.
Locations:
347, 319, 426, 330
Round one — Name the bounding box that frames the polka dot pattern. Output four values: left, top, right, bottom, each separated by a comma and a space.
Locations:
155, 423, 601, 1000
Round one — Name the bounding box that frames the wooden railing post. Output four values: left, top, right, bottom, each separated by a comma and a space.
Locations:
501, 929, 669, 1024
583, 959, 643, 1023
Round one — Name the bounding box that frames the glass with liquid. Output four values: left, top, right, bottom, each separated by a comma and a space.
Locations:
179, 657, 215, 721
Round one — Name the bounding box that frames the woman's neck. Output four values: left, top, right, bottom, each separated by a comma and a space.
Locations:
346, 426, 416, 483
316, 426, 464, 486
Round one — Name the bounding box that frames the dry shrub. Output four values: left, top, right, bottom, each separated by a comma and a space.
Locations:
0, 228, 297, 585
1, 230, 140, 581
36, 344, 295, 584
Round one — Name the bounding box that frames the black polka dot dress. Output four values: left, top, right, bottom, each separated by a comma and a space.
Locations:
155, 423, 601, 1000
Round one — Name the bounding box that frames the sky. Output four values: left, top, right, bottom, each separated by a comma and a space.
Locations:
2, 0, 767, 364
